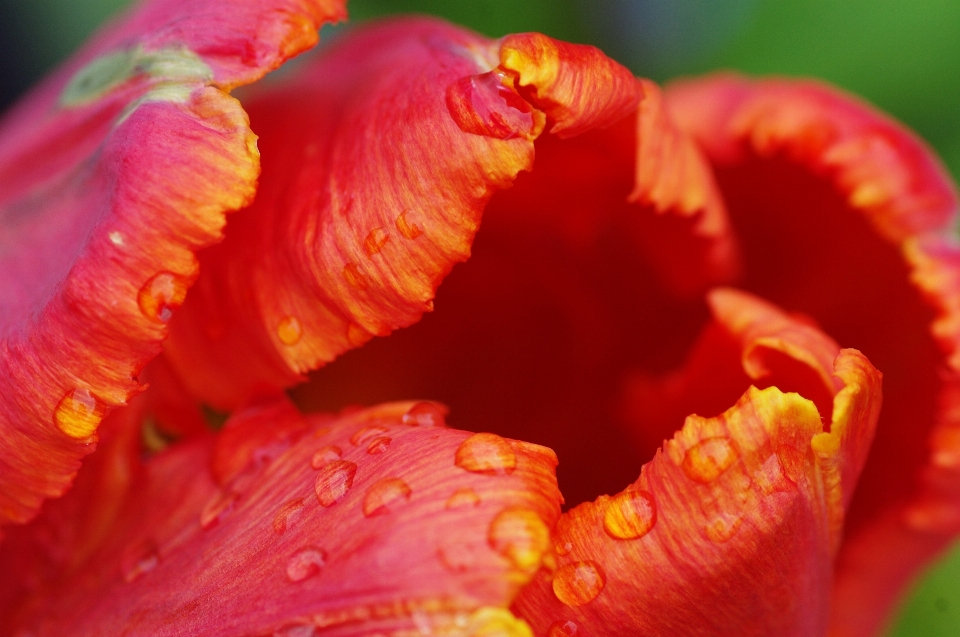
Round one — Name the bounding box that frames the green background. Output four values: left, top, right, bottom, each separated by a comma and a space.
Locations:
1, 0, 959, 634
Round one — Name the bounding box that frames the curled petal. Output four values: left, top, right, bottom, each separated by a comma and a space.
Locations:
0, 0, 345, 527
665, 73, 960, 636
0, 401, 561, 636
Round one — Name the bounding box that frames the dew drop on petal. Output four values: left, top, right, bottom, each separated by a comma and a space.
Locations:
446, 71, 536, 140
488, 509, 550, 572
120, 539, 159, 583
311, 445, 342, 470
53, 388, 104, 439
346, 322, 374, 347
402, 401, 447, 427
455, 433, 517, 475
315, 460, 357, 507
351, 425, 389, 447
366, 436, 391, 454
754, 453, 795, 495
277, 315, 303, 345
552, 561, 606, 607
137, 271, 188, 323
445, 487, 481, 509
554, 540, 573, 557
438, 542, 479, 572
704, 513, 743, 543
200, 490, 239, 529
548, 620, 579, 637
363, 227, 391, 256
603, 489, 657, 540
363, 477, 412, 517
682, 437, 738, 483
286, 547, 327, 582
108, 231, 124, 245
274, 623, 317, 637
273, 498, 305, 534
395, 210, 424, 240
465, 607, 533, 637
342, 262, 369, 290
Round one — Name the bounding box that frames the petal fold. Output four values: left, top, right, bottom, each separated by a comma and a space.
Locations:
0, 400, 561, 636
0, 0, 345, 527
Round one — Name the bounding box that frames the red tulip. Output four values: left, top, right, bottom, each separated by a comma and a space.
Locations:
0, 1, 954, 636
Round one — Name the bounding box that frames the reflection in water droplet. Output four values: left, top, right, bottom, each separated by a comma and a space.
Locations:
311, 445, 342, 470
286, 547, 327, 582
277, 315, 303, 345
555, 541, 573, 557
402, 402, 447, 428
456, 433, 517, 475
200, 491, 239, 529
445, 487, 481, 509
351, 425, 389, 447
395, 210, 424, 240
366, 436, 392, 454
137, 271, 188, 322
488, 509, 550, 573
446, 71, 537, 140
121, 539, 159, 583
346, 322, 374, 347
315, 460, 357, 507
603, 490, 657, 540
363, 477, 412, 517
682, 437, 738, 483
465, 607, 533, 637
363, 227, 391, 256
342, 262, 369, 290
705, 513, 743, 543
53, 388, 104, 439
548, 620, 580, 637
273, 498, 305, 534
552, 561, 606, 607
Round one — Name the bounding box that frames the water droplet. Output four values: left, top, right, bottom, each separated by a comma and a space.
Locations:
351, 425, 389, 447
120, 539, 159, 583
108, 231, 124, 245
286, 547, 327, 582
704, 513, 743, 543
548, 620, 579, 637
315, 460, 357, 507
346, 322, 374, 347
552, 561, 606, 607
465, 607, 533, 637
138, 271, 188, 322
603, 489, 657, 540
363, 227, 391, 256
53, 388, 104, 439
363, 477, 412, 517
402, 402, 448, 427
395, 211, 424, 240
754, 453, 794, 495
311, 445, 342, 470
273, 498, 305, 534
682, 437, 738, 483
445, 487, 481, 509
488, 509, 550, 572
342, 263, 369, 290
438, 542, 479, 572
555, 541, 573, 556
366, 436, 392, 454
455, 433, 517, 475
277, 316, 303, 345
446, 71, 537, 140
274, 623, 316, 637
200, 491, 239, 529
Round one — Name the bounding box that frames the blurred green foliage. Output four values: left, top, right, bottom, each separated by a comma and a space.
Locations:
2, 0, 960, 634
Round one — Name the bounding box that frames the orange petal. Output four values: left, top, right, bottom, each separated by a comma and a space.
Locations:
514, 295, 881, 635
0, 400, 560, 635
0, 0, 345, 528
665, 73, 960, 636
161, 17, 736, 415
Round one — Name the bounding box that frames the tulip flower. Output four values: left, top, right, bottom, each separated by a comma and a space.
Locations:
0, 1, 955, 636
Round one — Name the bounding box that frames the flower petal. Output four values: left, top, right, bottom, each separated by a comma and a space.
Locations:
0, 400, 561, 636
513, 291, 881, 636
161, 17, 736, 411
665, 73, 960, 636
0, 0, 346, 527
